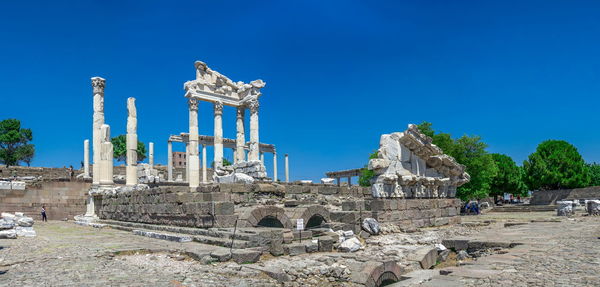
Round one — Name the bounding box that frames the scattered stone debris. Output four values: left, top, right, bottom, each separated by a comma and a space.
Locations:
557, 201, 574, 216
362, 218, 380, 235
0, 212, 36, 238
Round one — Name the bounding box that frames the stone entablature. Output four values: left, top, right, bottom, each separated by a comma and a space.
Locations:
368, 124, 470, 198
184, 61, 265, 107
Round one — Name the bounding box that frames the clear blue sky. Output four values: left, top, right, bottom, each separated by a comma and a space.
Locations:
1, 1, 600, 181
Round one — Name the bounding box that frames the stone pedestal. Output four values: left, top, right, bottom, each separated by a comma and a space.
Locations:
99, 124, 114, 186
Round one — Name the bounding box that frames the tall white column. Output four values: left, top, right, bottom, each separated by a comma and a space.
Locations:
126, 98, 138, 186
273, 152, 278, 182
167, 141, 173, 181
99, 124, 114, 186
260, 152, 264, 164
188, 98, 200, 189
149, 142, 154, 168
83, 139, 90, 178
91, 77, 105, 185
285, 154, 289, 183
213, 101, 224, 169
185, 143, 189, 181
248, 99, 260, 161
235, 107, 245, 163
202, 144, 207, 183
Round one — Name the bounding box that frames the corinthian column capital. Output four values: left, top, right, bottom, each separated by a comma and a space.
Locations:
91, 77, 106, 94
248, 99, 259, 114
188, 98, 198, 111
214, 100, 224, 115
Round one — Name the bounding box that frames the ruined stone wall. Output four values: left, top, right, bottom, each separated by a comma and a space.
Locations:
339, 198, 461, 231
0, 181, 90, 220
0, 166, 77, 180
96, 185, 237, 228
531, 186, 600, 205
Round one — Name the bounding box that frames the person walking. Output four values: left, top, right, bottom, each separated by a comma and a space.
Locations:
41, 205, 48, 222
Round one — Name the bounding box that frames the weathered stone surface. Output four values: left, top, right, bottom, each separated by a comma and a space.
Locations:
338, 237, 363, 252
305, 241, 318, 253
362, 218, 380, 235
210, 249, 232, 262
317, 237, 334, 252
231, 249, 261, 264
284, 243, 306, 256
132, 230, 192, 243
0, 229, 17, 239
557, 201, 574, 216
0, 219, 15, 230
408, 247, 437, 269
15, 226, 36, 237
17, 217, 34, 227
320, 178, 335, 185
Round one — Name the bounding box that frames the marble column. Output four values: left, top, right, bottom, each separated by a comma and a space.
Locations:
347, 177, 352, 186
185, 143, 189, 181
167, 141, 173, 181
188, 98, 200, 188
235, 107, 246, 163
126, 98, 138, 186
202, 144, 207, 183
149, 142, 154, 168
248, 99, 260, 161
83, 139, 90, 178
91, 77, 106, 185
285, 154, 289, 183
273, 152, 278, 181
260, 152, 265, 164
99, 124, 114, 185
213, 101, 224, 169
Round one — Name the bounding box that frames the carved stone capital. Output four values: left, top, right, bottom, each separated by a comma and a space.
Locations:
91, 77, 106, 94
214, 101, 224, 115
248, 99, 259, 114
188, 98, 198, 111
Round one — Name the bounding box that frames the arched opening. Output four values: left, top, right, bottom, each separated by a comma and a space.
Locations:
305, 214, 326, 229
257, 216, 284, 228
376, 271, 399, 286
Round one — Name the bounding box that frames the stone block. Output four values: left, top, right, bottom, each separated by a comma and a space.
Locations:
317, 237, 334, 252
408, 247, 437, 269
441, 238, 469, 251
284, 243, 306, 256
231, 249, 262, 264
293, 230, 312, 240
210, 249, 232, 262
305, 241, 318, 253
213, 202, 234, 215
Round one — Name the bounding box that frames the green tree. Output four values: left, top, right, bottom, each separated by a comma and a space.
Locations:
358, 151, 379, 187
417, 122, 498, 200
489, 153, 528, 197
452, 135, 498, 200
111, 135, 147, 163
0, 119, 34, 166
223, 158, 232, 166
588, 163, 600, 187
523, 140, 590, 190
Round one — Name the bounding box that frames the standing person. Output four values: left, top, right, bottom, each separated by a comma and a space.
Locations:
41, 205, 48, 222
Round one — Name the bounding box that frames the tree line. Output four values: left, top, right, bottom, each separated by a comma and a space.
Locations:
359, 122, 600, 201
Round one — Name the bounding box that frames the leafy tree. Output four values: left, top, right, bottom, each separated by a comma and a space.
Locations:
523, 140, 590, 190
417, 122, 498, 200
489, 153, 528, 197
452, 135, 498, 200
588, 163, 600, 187
0, 119, 34, 166
111, 135, 147, 163
358, 151, 379, 187
223, 158, 232, 166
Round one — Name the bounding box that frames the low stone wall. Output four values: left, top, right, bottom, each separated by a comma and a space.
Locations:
531, 186, 600, 205
0, 181, 90, 220
96, 183, 460, 231
340, 198, 461, 230
96, 185, 237, 228
0, 166, 76, 180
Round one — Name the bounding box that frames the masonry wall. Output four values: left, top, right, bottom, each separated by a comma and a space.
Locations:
0, 166, 78, 180
531, 186, 600, 205
0, 181, 90, 220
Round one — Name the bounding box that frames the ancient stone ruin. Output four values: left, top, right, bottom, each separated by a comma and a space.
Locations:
368, 124, 470, 198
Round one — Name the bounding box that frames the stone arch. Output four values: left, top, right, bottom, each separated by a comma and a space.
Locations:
244, 206, 293, 229
357, 261, 403, 287
286, 205, 331, 230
